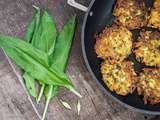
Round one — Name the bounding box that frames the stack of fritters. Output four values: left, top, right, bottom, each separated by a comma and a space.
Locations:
95, 25, 135, 96
134, 30, 160, 105
95, 0, 160, 104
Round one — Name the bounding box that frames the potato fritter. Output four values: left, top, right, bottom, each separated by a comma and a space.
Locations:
113, 0, 147, 30
95, 25, 132, 63
148, 0, 160, 29
134, 31, 160, 67
101, 61, 137, 96
137, 68, 160, 104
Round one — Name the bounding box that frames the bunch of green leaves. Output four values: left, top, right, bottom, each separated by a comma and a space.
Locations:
0, 6, 81, 120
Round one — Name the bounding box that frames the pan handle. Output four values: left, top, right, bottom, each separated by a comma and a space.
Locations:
67, 0, 88, 12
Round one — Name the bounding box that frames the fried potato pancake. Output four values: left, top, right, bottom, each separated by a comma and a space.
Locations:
95, 25, 132, 63
134, 31, 160, 67
137, 68, 160, 104
113, 0, 147, 29
148, 0, 160, 29
101, 61, 137, 96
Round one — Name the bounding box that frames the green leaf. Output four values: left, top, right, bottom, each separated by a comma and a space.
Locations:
24, 6, 40, 43
42, 16, 77, 108
2, 36, 49, 66
51, 16, 76, 72
32, 10, 57, 54
0, 35, 73, 87
46, 16, 82, 100
5, 47, 71, 86
23, 72, 37, 97
37, 15, 76, 105
23, 6, 41, 99
60, 100, 71, 110
31, 10, 58, 103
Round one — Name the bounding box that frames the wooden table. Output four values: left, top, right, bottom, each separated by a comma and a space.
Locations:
0, 0, 159, 120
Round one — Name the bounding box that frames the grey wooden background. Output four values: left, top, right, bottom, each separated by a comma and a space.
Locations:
0, 0, 159, 120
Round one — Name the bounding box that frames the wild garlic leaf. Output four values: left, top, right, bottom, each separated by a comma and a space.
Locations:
51, 16, 76, 72
23, 6, 41, 99
4, 46, 72, 86
0, 35, 73, 87
24, 6, 40, 43
28, 10, 58, 104
77, 100, 81, 115
41, 15, 76, 119
39, 15, 77, 103
32, 10, 57, 55
23, 72, 37, 97
45, 16, 82, 100
30, 9, 58, 104
60, 100, 71, 110
1, 35, 49, 66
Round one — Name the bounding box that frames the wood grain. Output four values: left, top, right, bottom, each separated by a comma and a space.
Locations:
0, 0, 159, 120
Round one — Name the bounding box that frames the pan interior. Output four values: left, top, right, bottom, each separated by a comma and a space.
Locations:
83, 0, 160, 113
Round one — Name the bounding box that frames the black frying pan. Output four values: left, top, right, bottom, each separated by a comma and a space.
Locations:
80, 0, 160, 115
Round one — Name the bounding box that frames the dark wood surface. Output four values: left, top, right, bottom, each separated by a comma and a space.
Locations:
0, 0, 159, 120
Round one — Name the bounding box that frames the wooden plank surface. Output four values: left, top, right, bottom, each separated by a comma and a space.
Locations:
0, 0, 159, 120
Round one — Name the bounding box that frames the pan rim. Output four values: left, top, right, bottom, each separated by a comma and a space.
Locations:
81, 0, 160, 115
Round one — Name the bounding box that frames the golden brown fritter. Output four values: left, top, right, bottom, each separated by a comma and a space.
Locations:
137, 68, 160, 104
113, 0, 147, 30
101, 61, 137, 96
148, 0, 160, 29
134, 31, 160, 67
95, 25, 132, 63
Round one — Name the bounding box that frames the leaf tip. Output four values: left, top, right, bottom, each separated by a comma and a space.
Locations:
32, 5, 40, 11
69, 87, 82, 98
60, 100, 71, 110
77, 100, 81, 115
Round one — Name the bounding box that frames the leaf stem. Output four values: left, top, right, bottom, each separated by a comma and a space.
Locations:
36, 84, 45, 104
68, 86, 82, 98
41, 85, 53, 120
